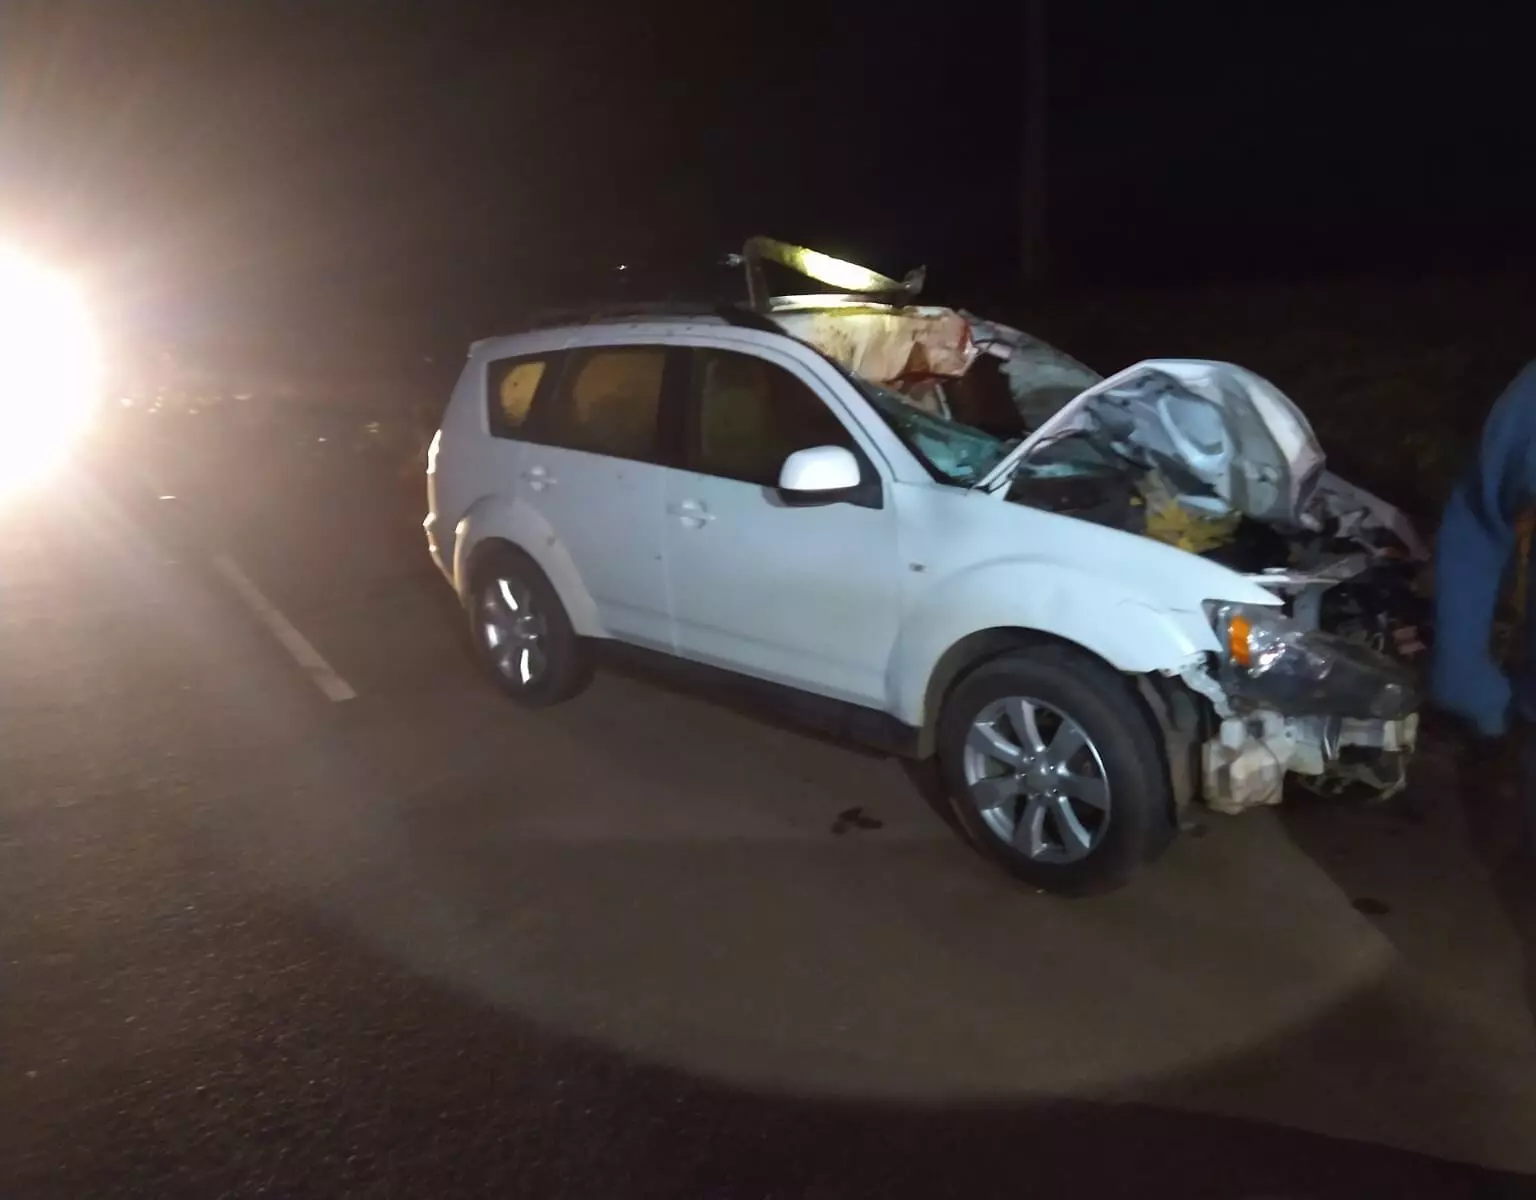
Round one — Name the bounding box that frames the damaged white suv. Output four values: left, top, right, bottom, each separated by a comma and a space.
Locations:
425, 241, 1426, 892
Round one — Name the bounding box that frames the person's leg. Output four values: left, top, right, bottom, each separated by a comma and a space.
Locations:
1517, 722, 1536, 857
1514, 515, 1536, 853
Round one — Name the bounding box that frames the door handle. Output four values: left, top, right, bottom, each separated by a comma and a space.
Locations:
667, 499, 714, 528
521, 465, 555, 491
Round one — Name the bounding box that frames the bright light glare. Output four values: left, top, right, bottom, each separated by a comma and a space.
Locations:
0, 244, 101, 494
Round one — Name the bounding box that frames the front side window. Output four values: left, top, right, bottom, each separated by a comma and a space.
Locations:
538, 347, 668, 462
689, 349, 857, 486
854, 377, 1013, 486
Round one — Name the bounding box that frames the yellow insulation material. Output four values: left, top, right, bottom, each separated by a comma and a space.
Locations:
1139, 474, 1241, 555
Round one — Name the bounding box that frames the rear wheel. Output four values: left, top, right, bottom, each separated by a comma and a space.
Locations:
938, 645, 1174, 894
468, 546, 591, 707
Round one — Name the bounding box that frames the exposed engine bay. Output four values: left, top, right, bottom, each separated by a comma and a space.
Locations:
993, 360, 1429, 811
1009, 438, 1428, 810
735, 236, 1430, 815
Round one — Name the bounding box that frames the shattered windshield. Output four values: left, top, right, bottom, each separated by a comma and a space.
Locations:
854, 379, 1013, 486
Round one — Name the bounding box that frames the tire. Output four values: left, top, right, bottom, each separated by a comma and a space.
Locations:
937, 644, 1174, 894
467, 545, 592, 708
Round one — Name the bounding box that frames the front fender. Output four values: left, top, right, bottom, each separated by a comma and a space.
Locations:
452, 495, 603, 637
888, 559, 1228, 727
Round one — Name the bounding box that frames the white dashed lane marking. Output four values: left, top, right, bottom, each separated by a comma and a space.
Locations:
210, 553, 358, 702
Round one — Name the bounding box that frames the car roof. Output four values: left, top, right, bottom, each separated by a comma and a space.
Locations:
467, 236, 932, 356
466, 295, 943, 356
468, 303, 792, 356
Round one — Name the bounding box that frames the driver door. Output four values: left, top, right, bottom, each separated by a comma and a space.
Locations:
662, 345, 901, 708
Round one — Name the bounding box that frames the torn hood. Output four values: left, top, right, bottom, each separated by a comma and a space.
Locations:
975, 359, 1326, 524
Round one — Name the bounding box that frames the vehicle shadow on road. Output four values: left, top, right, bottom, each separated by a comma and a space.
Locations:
10, 885, 1535, 1200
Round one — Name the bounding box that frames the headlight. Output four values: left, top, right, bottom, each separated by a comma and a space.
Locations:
1204, 600, 1417, 720
0, 244, 101, 495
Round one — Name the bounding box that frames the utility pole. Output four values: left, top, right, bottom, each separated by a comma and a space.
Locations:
1022, 0, 1049, 288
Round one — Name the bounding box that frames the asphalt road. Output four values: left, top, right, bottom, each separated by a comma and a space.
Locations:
6, 407, 1536, 1197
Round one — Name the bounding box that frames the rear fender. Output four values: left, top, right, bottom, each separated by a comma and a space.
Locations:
452, 495, 603, 637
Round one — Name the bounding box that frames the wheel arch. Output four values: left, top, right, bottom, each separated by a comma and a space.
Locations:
462, 534, 530, 590
914, 626, 1107, 757
452, 497, 602, 636
910, 626, 1205, 819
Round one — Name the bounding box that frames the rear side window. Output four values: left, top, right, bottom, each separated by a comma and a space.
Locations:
486, 354, 554, 437
689, 349, 857, 486
537, 346, 668, 463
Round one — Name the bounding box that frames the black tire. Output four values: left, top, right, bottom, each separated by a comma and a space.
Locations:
466, 545, 592, 708
937, 644, 1175, 894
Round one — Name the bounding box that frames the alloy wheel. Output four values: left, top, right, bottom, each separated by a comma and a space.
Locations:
961, 696, 1112, 864
479, 573, 549, 687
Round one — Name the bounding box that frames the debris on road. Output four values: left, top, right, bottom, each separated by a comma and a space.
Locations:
831, 806, 884, 835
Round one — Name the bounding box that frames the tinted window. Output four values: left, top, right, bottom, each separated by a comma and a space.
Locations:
690, 350, 856, 486
486, 354, 554, 437
539, 347, 667, 462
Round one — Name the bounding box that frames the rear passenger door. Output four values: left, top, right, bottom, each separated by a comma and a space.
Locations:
514, 343, 680, 650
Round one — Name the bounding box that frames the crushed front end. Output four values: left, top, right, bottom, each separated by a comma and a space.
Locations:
990, 358, 1433, 816
1179, 549, 1429, 814
729, 235, 1433, 814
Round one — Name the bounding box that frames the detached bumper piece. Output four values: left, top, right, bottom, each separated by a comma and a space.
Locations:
1202, 710, 1419, 815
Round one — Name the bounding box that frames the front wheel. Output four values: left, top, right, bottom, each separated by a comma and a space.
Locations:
938, 645, 1175, 894
468, 547, 592, 707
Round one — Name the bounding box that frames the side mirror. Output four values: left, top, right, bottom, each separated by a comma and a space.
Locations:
777, 445, 875, 508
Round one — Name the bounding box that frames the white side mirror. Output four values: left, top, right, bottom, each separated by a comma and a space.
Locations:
778, 445, 862, 496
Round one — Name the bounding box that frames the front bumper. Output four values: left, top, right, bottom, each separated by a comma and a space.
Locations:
424, 512, 453, 586
1200, 708, 1419, 815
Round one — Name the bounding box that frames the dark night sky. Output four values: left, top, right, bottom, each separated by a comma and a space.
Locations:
1, 1, 1532, 368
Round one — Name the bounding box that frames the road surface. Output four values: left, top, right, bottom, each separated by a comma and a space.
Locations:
4, 405, 1536, 1197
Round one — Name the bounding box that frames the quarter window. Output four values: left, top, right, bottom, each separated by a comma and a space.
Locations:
486, 354, 553, 437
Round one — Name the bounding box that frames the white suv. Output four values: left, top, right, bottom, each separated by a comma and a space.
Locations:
425, 298, 1422, 892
